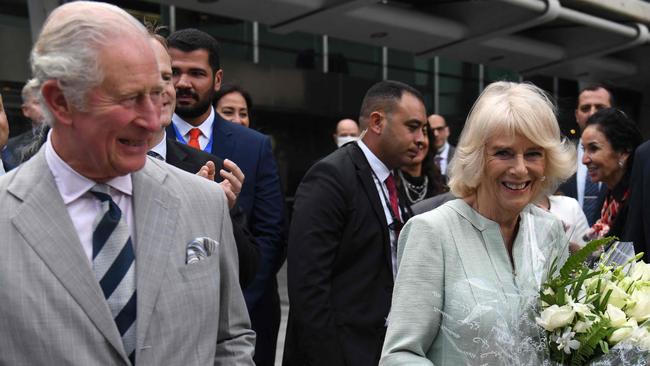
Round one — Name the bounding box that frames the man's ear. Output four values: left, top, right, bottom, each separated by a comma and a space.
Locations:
213, 69, 223, 92
368, 111, 384, 135
41, 80, 74, 125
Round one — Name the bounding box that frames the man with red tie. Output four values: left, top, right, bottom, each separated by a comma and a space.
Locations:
166, 28, 284, 366
284, 80, 427, 366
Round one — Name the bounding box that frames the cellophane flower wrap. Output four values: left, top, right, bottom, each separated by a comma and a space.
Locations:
536, 238, 650, 365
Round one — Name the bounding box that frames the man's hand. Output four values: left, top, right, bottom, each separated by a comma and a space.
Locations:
219, 159, 245, 209
196, 160, 216, 181
0, 94, 9, 150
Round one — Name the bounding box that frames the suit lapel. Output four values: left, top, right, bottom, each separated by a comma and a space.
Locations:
131, 161, 180, 348
8, 151, 128, 360
165, 138, 193, 172
348, 144, 392, 270
212, 114, 235, 158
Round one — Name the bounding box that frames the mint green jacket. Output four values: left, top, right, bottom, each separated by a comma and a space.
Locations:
380, 199, 568, 365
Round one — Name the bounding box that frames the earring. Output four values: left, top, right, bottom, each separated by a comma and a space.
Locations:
618, 160, 624, 168
540, 176, 546, 181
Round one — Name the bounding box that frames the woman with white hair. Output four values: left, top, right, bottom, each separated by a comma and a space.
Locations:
380, 81, 576, 365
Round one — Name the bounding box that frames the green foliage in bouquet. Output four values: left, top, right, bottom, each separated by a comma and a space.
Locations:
536, 237, 650, 365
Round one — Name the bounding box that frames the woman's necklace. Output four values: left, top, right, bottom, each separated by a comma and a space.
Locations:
398, 170, 428, 203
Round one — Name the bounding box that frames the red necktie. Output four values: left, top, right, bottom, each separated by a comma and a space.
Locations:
188, 128, 201, 150
385, 174, 401, 230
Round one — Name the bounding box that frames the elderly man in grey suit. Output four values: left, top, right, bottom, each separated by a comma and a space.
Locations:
0, 2, 255, 365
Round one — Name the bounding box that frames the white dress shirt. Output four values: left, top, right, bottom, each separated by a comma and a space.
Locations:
150, 130, 168, 160
357, 140, 402, 278
436, 141, 451, 175
576, 141, 601, 207
45, 132, 134, 263
0, 159, 4, 176
171, 107, 215, 150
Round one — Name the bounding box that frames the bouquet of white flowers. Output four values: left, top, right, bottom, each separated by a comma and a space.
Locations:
536, 237, 650, 365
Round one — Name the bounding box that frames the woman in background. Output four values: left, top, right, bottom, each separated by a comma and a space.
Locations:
398, 124, 447, 208
582, 108, 642, 239
214, 83, 253, 128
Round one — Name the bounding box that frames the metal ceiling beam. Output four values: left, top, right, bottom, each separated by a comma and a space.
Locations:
270, 0, 377, 34
520, 22, 649, 74
417, 0, 561, 58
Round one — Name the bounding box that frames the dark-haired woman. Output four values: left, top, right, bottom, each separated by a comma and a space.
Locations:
582, 108, 643, 239
397, 124, 447, 208
214, 83, 253, 128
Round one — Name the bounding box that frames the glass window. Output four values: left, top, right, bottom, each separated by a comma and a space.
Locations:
485, 65, 519, 83
328, 37, 381, 79
259, 25, 322, 70
175, 8, 253, 62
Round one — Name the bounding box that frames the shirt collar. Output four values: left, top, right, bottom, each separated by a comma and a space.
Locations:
356, 139, 391, 182
172, 106, 214, 139
150, 130, 168, 160
44, 130, 132, 204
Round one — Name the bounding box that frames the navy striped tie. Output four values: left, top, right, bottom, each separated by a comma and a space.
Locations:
90, 184, 137, 364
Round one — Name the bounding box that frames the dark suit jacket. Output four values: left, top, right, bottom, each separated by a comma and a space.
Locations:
164, 138, 260, 287
284, 143, 408, 366
411, 191, 456, 215
1, 129, 37, 171
448, 144, 455, 162
623, 140, 650, 261
168, 114, 284, 307
557, 172, 607, 226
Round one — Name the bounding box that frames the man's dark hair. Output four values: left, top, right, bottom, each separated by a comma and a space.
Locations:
358, 80, 425, 128
578, 83, 615, 107
586, 107, 642, 170
167, 28, 220, 72
214, 83, 253, 111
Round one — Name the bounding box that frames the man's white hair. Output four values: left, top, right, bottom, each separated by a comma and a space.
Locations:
30, 1, 148, 126
20, 78, 40, 104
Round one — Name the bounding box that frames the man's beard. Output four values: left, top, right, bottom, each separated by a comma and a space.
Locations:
175, 88, 214, 120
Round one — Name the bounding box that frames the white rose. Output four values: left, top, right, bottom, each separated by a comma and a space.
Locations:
571, 302, 593, 317
536, 304, 576, 332
606, 304, 627, 327
626, 290, 650, 322
609, 319, 638, 344
604, 281, 630, 309
574, 320, 593, 333
631, 262, 650, 281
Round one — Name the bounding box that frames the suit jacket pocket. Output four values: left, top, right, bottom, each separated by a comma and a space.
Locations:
178, 252, 220, 282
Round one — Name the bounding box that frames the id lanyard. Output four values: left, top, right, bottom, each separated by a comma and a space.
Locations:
171, 123, 214, 153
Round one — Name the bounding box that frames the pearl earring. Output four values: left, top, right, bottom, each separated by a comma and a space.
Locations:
618, 160, 624, 168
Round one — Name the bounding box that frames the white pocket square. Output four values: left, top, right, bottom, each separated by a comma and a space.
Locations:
186, 237, 219, 264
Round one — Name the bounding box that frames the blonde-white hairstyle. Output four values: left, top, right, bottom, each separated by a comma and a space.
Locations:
30, 1, 148, 126
448, 81, 576, 198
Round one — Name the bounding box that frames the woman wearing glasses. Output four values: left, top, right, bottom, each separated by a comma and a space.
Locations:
582, 108, 642, 239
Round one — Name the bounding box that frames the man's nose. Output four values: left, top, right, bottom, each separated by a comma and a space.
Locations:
137, 95, 162, 132
175, 73, 191, 88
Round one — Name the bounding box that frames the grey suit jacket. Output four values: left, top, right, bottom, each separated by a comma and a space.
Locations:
0, 149, 255, 365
